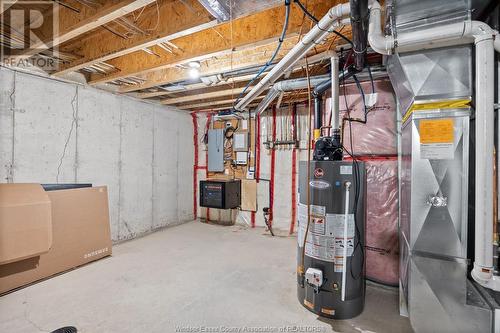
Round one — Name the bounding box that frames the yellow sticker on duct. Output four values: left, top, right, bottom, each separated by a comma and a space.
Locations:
419, 119, 455, 160
419, 119, 454, 144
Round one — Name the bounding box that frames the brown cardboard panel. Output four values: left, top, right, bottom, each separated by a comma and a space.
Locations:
241, 179, 257, 212
0, 184, 52, 265
0, 186, 112, 294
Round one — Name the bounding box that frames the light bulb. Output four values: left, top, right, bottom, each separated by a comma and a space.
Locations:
188, 68, 200, 79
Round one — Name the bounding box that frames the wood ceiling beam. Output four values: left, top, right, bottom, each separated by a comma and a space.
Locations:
152, 48, 338, 102
181, 96, 265, 110
54, 0, 215, 76
161, 86, 259, 104
122, 36, 301, 93
135, 73, 258, 98
184, 92, 311, 112
11, 0, 157, 59
87, 0, 345, 85
119, 35, 347, 94
186, 102, 259, 112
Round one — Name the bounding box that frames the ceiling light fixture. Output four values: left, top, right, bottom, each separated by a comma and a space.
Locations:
187, 61, 201, 69
188, 68, 200, 79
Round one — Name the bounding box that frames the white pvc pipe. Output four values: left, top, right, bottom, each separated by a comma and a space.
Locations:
367, 1, 394, 55
471, 33, 498, 288
235, 3, 351, 111
341, 181, 351, 302
369, 2, 500, 54
331, 55, 340, 131
368, 0, 500, 291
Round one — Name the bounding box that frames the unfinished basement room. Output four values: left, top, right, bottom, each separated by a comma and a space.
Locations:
1, 0, 500, 332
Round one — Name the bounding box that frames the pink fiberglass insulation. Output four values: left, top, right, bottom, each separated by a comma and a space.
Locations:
324, 79, 397, 156
365, 159, 399, 286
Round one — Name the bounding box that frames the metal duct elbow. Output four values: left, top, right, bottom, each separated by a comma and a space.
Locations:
368, 1, 394, 55
350, 0, 369, 70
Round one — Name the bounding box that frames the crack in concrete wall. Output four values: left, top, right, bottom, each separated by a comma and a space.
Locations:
0, 67, 194, 242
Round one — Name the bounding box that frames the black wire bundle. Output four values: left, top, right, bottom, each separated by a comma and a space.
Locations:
233, 0, 292, 108
293, 0, 353, 45
339, 50, 367, 281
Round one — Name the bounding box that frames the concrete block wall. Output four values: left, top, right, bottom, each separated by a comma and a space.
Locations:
0, 67, 194, 242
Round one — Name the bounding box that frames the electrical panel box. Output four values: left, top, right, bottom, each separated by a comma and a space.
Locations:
199, 180, 241, 209
208, 129, 224, 172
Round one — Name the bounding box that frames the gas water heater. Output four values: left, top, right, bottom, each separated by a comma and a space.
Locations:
297, 137, 366, 319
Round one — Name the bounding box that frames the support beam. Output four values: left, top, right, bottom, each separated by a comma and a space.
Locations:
54, 0, 215, 76
87, 0, 345, 85
135, 73, 258, 99
181, 96, 265, 109
185, 103, 260, 112
119, 36, 345, 93
12, 0, 157, 59
121, 36, 302, 93
161, 86, 258, 105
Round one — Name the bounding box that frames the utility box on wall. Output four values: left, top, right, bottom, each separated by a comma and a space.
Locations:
208, 129, 224, 172
199, 180, 241, 209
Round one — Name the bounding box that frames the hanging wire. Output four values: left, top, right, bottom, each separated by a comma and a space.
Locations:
233, 0, 292, 108
293, 0, 353, 45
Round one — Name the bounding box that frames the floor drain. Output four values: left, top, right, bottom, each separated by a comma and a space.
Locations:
51, 327, 77, 333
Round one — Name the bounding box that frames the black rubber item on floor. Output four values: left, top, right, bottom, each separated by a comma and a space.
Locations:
50, 327, 77, 333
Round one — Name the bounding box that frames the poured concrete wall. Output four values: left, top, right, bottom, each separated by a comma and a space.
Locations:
0, 67, 194, 242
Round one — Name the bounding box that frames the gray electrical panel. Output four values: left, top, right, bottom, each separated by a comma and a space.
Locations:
208, 129, 224, 172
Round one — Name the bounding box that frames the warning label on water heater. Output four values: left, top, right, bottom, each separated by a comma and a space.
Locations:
297, 203, 355, 264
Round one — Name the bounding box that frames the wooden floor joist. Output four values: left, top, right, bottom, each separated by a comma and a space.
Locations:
10, 0, 157, 59
119, 36, 303, 93
181, 96, 266, 110
54, 0, 215, 76
161, 86, 262, 105
134, 73, 259, 99
186, 101, 263, 112
119, 35, 346, 95
86, 0, 344, 85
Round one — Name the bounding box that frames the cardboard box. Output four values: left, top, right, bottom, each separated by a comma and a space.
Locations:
0, 186, 112, 294
0, 184, 52, 265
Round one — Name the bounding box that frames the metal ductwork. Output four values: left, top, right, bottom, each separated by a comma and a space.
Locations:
350, 0, 369, 70
367, 0, 500, 331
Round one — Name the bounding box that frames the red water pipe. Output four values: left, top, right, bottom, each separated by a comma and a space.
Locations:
204, 113, 212, 221
251, 113, 262, 228
269, 106, 277, 225
290, 104, 297, 235
191, 113, 199, 219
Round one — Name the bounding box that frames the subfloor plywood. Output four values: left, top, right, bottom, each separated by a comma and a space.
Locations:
0, 222, 413, 333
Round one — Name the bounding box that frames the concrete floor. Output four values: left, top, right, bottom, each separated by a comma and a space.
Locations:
0, 221, 412, 333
